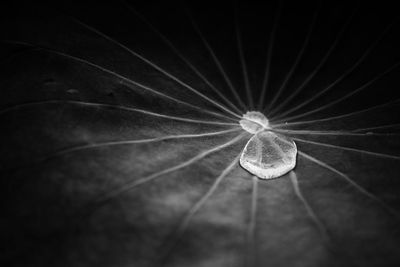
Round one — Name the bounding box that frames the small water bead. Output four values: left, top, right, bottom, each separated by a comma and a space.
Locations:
239, 111, 270, 134
239, 112, 297, 179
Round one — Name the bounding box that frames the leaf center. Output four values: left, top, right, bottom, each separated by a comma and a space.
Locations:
239, 111, 270, 134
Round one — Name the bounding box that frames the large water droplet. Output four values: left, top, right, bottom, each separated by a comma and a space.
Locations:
240, 131, 297, 179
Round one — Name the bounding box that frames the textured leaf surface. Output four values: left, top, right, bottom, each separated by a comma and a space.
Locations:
1, 1, 400, 267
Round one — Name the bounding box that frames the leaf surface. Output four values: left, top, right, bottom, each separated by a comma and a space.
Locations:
1, 1, 400, 267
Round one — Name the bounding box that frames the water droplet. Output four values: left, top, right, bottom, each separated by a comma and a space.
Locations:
240, 130, 297, 179
239, 111, 270, 134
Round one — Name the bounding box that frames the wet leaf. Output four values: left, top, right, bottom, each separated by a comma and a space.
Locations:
1, 1, 400, 267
